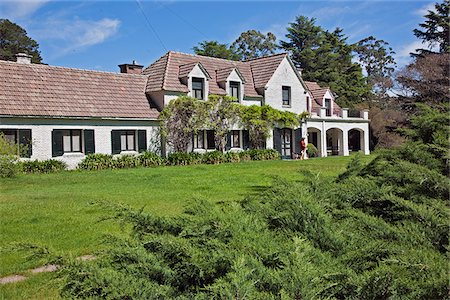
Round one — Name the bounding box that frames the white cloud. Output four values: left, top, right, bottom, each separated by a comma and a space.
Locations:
414, 2, 436, 16
395, 40, 439, 67
0, 0, 49, 20
33, 18, 121, 57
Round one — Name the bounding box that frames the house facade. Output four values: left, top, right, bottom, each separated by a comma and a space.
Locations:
0, 52, 369, 168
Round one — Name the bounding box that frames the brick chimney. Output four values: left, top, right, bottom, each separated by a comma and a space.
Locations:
16, 53, 32, 64
118, 60, 143, 74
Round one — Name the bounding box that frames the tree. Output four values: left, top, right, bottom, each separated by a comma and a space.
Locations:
159, 96, 205, 152
0, 19, 42, 63
413, 0, 449, 54
193, 41, 239, 60
354, 36, 396, 104
202, 95, 240, 152
230, 30, 278, 61
280, 17, 369, 107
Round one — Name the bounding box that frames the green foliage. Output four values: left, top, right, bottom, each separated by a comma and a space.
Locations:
0, 19, 43, 63
413, 0, 449, 54
20, 159, 66, 174
202, 150, 225, 165
139, 151, 166, 167
193, 40, 240, 60
0, 155, 19, 178
280, 16, 370, 107
230, 30, 278, 60
224, 151, 241, 163
167, 152, 202, 166
246, 149, 280, 161
306, 143, 319, 158
78, 153, 115, 170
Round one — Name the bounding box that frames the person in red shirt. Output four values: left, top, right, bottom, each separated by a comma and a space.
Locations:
300, 137, 307, 160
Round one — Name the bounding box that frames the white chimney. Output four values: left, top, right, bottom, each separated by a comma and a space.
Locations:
16, 53, 32, 64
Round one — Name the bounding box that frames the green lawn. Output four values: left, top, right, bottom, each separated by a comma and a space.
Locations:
0, 155, 371, 299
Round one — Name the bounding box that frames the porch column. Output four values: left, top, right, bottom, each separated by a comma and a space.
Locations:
321, 122, 327, 157
363, 128, 370, 155
343, 130, 349, 156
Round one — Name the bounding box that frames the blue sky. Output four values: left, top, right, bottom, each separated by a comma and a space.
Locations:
1, 0, 436, 72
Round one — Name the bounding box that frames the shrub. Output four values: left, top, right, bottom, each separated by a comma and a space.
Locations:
113, 154, 141, 169
238, 151, 251, 161
167, 152, 203, 166
0, 155, 20, 178
202, 151, 225, 165
307, 143, 319, 158
224, 152, 240, 163
21, 159, 67, 174
139, 151, 166, 167
247, 149, 280, 161
78, 154, 114, 170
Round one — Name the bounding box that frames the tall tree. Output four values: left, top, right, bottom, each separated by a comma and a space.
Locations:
230, 30, 278, 61
281, 17, 369, 107
354, 36, 396, 103
193, 41, 239, 60
413, 0, 449, 54
0, 19, 42, 63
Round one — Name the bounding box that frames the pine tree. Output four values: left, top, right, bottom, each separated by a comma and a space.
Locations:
413, 0, 449, 54
0, 19, 42, 63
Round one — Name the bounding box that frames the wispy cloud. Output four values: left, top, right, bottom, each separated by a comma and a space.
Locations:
0, 0, 49, 20
33, 18, 121, 58
394, 40, 438, 68
414, 2, 436, 16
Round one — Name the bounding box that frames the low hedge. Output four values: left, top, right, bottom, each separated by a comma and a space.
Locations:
75, 149, 281, 171
21, 159, 67, 174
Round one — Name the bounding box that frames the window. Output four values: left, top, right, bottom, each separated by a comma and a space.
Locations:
62, 130, 82, 152
111, 130, 146, 154
229, 81, 240, 101
192, 77, 204, 100
206, 130, 215, 149
325, 99, 332, 116
282, 86, 291, 106
306, 96, 310, 112
120, 131, 136, 151
0, 129, 32, 157
193, 131, 205, 149
231, 130, 240, 148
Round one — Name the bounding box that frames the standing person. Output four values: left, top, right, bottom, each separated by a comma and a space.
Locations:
300, 137, 307, 160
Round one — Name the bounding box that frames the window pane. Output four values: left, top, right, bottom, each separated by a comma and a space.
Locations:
62, 130, 71, 152
196, 132, 204, 149
232, 130, 240, 147
71, 130, 81, 152
192, 78, 203, 90
121, 133, 127, 150
127, 131, 135, 150
2, 130, 16, 143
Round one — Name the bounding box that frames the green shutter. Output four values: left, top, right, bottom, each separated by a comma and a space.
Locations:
225, 132, 231, 151
18, 129, 32, 158
294, 128, 302, 154
52, 130, 64, 157
242, 130, 250, 150
84, 130, 95, 154
273, 128, 282, 154
111, 131, 121, 154
137, 130, 147, 153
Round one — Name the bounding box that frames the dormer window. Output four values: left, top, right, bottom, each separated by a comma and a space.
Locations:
230, 81, 240, 101
192, 77, 204, 100
325, 98, 332, 116
282, 86, 291, 106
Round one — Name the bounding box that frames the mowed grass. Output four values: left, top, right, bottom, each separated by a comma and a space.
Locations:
0, 155, 371, 299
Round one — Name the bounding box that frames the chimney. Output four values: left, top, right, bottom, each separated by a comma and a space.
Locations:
118, 60, 143, 74
16, 53, 32, 64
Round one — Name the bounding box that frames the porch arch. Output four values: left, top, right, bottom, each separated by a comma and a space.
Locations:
307, 127, 322, 157
326, 128, 344, 156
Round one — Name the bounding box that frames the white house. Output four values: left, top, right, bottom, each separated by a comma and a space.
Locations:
0, 52, 369, 168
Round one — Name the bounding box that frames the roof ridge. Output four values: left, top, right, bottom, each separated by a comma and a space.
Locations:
0, 59, 146, 77
244, 52, 287, 62
168, 50, 244, 64
161, 51, 172, 90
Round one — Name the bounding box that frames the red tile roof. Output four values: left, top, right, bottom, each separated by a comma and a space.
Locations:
0, 60, 159, 119
143, 51, 290, 98
304, 81, 342, 116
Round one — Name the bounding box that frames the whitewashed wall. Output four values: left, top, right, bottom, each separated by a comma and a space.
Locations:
0, 117, 160, 169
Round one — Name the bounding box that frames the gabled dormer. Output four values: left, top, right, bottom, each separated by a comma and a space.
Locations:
179, 62, 211, 100
216, 67, 246, 102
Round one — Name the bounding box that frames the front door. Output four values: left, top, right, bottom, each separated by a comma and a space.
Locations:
281, 128, 292, 159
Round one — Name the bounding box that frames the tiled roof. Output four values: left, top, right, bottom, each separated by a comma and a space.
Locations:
216, 67, 245, 83
247, 53, 287, 89
143, 51, 289, 98
304, 81, 342, 115
0, 60, 159, 119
